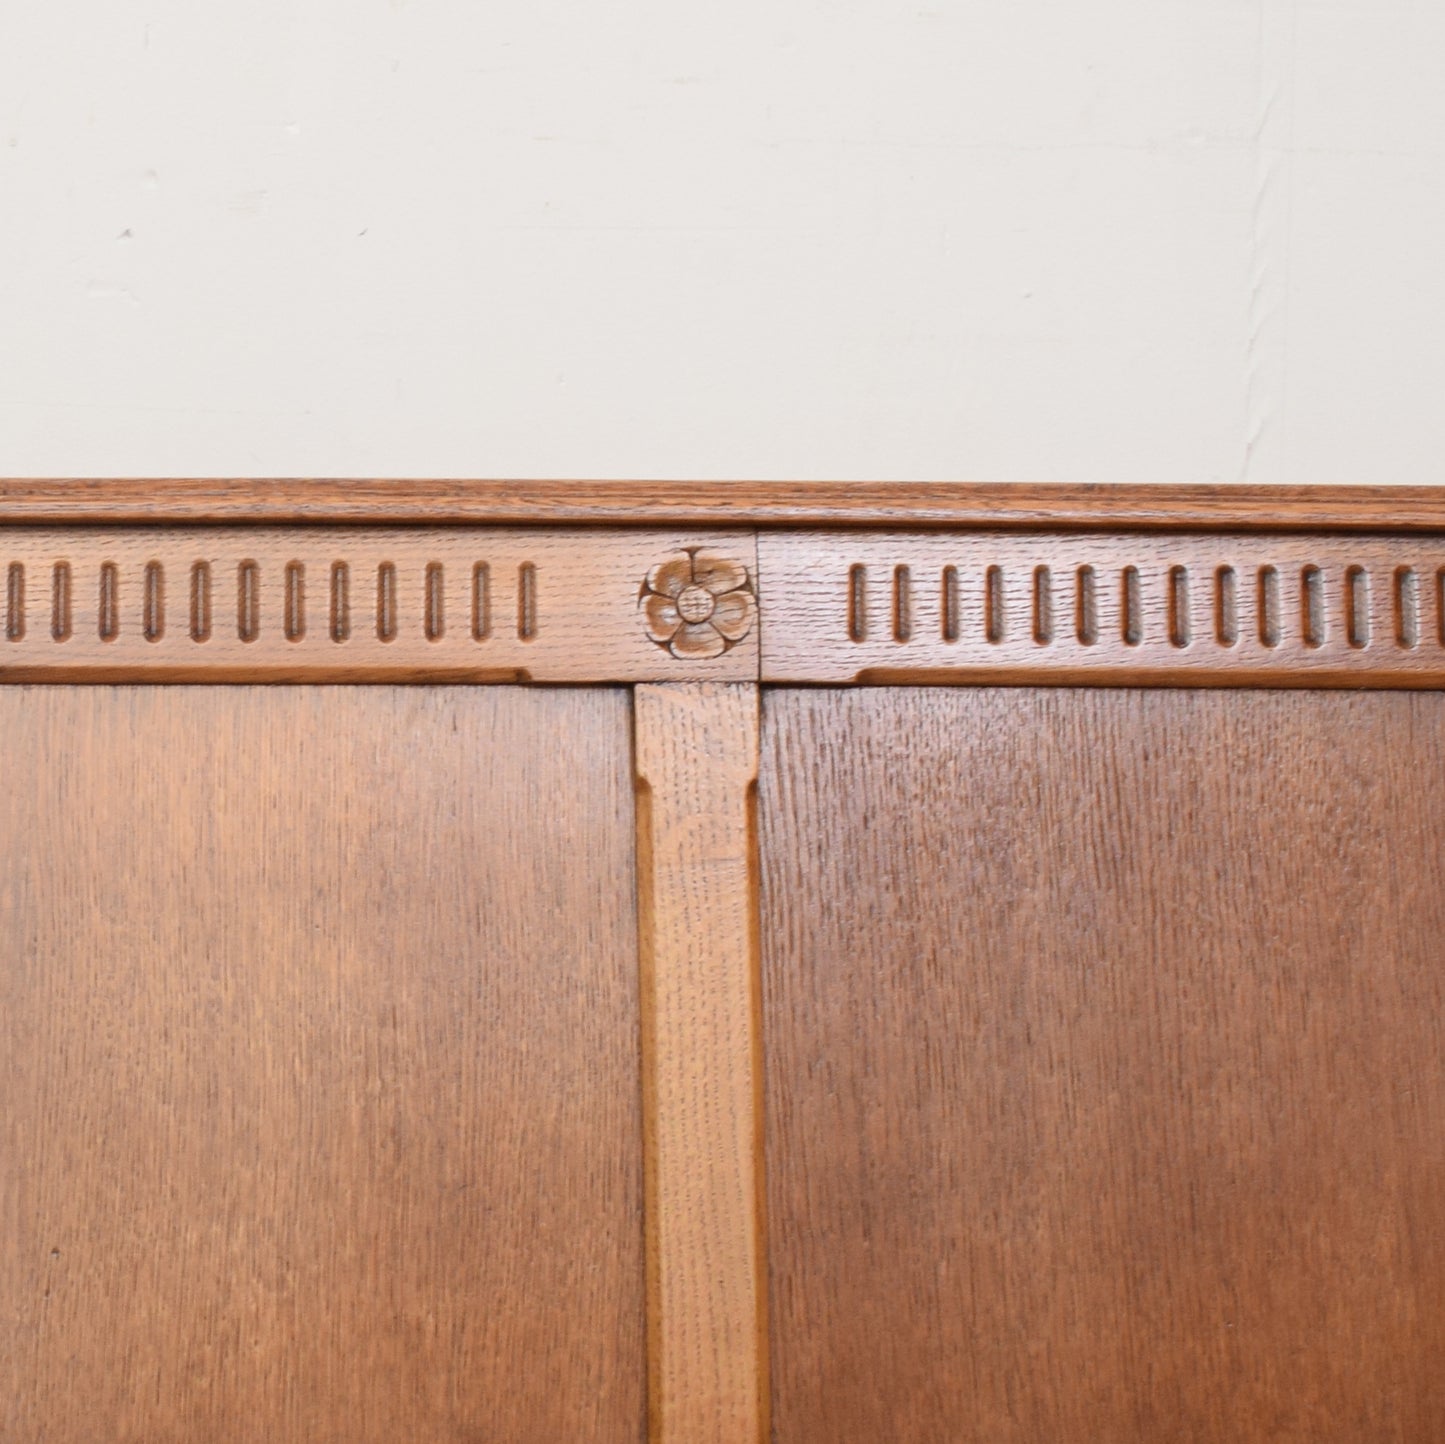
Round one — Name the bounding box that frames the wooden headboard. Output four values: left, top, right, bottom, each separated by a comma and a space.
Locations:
4, 480, 1443, 1443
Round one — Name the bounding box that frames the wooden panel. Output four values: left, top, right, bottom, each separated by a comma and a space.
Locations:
760, 688, 1445, 1443
0, 529, 757, 682
8, 478, 1445, 532
634, 684, 767, 1444
760, 531, 1445, 683
0, 686, 645, 1444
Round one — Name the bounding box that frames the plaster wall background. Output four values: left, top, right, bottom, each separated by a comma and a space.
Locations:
2, 1, 1441, 485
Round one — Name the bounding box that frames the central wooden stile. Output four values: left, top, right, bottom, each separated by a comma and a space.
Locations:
634, 684, 768, 1444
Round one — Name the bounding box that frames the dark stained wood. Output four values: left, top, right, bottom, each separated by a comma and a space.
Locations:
0, 686, 645, 1444
759, 688, 1445, 1444
6, 479, 1445, 532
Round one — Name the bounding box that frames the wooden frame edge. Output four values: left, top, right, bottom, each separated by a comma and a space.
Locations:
5, 479, 1445, 532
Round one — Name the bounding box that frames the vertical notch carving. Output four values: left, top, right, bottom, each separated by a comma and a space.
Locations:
143, 561, 165, 642
985, 566, 1005, 644
472, 562, 491, 641
330, 562, 350, 642
51, 562, 71, 643
99, 562, 119, 642
1394, 567, 1418, 649
1301, 565, 1324, 648
1121, 566, 1142, 646
847, 564, 867, 642
285, 561, 305, 642
1075, 566, 1097, 646
12, 533, 1445, 683
1031, 567, 1052, 645
425, 562, 445, 641
1258, 566, 1280, 648
517, 562, 538, 641
1345, 566, 1369, 649
190, 562, 212, 643
940, 566, 959, 643
1214, 566, 1237, 646
237, 561, 260, 643
1168, 566, 1190, 648
376, 562, 398, 642
5, 562, 24, 642
891, 566, 911, 643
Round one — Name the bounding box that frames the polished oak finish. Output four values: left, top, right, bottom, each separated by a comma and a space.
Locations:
3, 480, 1443, 1444
0, 686, 645, 1444
760, 687, 1445, 1444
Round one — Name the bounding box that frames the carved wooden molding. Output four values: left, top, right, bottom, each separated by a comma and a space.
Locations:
758, 532, 1445, 685
2, 487, 1443, 686
640, 550, 756, 661
0, 528, 758, 683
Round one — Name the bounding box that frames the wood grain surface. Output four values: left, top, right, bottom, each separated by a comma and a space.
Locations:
759, 531, 1445, 684
5, 479, 1445, 532
0, 528, 757, 683
760, 687, 1445, 1443
0, 686, 645, 1444
634, 684, 767, 1444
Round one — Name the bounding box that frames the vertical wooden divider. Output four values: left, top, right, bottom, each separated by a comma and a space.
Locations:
633, 683, 768, 1444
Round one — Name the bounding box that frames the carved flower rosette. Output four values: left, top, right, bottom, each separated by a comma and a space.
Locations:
640, 550, 755, 660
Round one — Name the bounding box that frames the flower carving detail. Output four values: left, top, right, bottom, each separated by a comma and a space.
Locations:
640, 550, 755, 660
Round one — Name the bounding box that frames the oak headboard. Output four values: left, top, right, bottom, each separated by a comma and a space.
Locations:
4, 480, 1443, 1444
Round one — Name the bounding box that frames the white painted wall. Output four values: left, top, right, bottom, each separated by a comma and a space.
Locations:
1, 1, 1441, 485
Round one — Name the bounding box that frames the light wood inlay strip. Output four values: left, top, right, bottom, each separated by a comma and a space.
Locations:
634, 684, 767, 1444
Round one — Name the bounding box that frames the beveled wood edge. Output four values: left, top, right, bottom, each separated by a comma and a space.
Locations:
6, 479, 1445, 532
634, 684, 768, 1444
